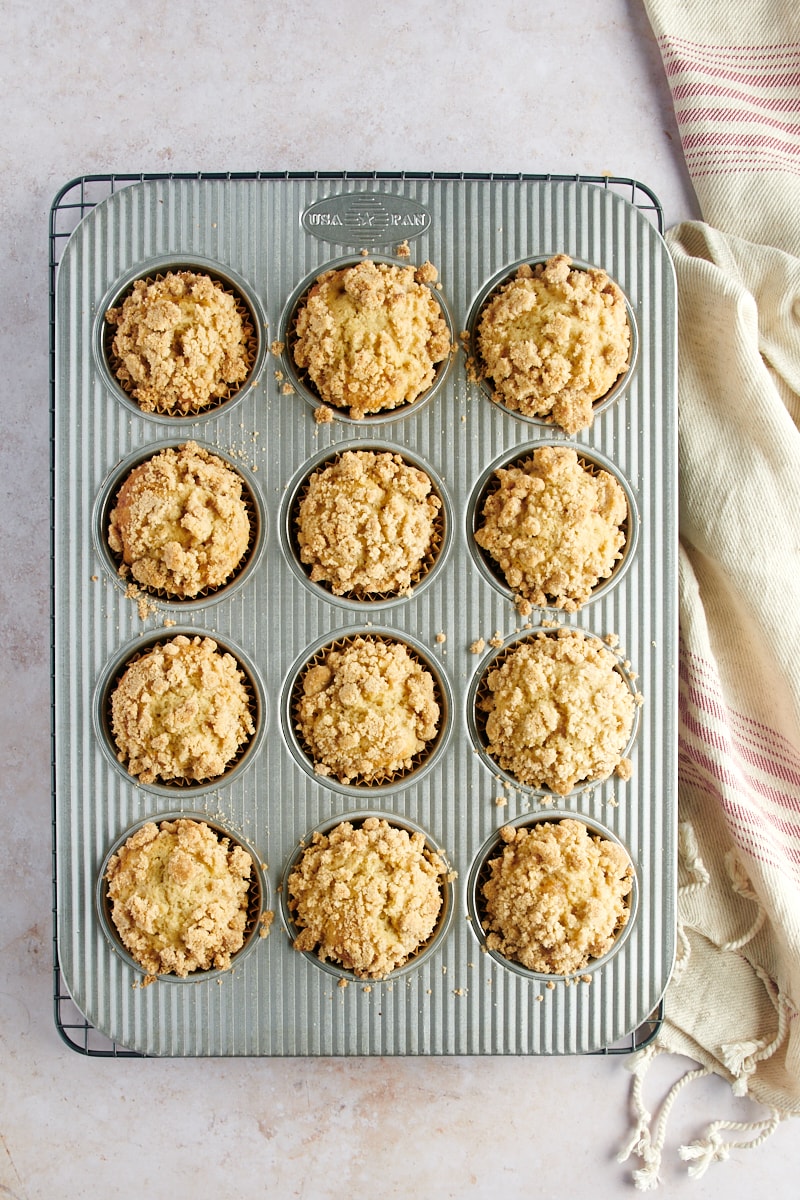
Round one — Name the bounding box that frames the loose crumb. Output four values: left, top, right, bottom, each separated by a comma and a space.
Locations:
470, 638, 486, 655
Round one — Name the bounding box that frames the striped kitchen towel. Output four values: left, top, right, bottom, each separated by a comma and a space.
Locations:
618, 0, 800, 1187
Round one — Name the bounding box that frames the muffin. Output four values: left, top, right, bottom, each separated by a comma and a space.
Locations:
476, 254, 631, 434
295, 636, 440, 784
110, 634, 255, 785
291, 259, 451, 418
296, 449, 441, 597
287, 817, 447, 979
108, 441, 252, 598
105, 270, 251, 415
104, 817, 254, 978
474, 446, 627, 611
478, 629, 635, 794
481, 819, 634, 974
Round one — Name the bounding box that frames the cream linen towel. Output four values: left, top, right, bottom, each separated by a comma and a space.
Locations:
617, 0, 800, 1187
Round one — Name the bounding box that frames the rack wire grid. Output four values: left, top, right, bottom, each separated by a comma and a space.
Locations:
50, 171, 666, 1057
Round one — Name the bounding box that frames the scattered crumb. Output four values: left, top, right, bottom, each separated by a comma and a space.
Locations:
396, 239, 411, 258
281, 382, 295, 395
91, 574, 99, 582
495, 796, 508, 807
314, 404, 335, 424
435, 632, 447, 644
470, 638, 486, 655
270, 339, 285, 356
259, 910, 275, 939
338, 978, 349, 989
489, 631, 503, 648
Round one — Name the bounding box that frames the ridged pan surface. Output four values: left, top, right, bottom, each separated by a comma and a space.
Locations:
52, 174, 677, 1056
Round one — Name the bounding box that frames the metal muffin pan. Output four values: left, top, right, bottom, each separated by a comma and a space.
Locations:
52, 173, 677, 1056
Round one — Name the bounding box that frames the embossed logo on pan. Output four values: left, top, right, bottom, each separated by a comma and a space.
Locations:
301, 192, 432, 246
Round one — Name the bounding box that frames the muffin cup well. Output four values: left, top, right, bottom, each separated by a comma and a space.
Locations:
468, 627, 640, 798
466, 812, 638, 980
281, 628, 452, 794
465, 255, 638, 431
94, 628, 266, 796
467, 440, 639, 611
93, 440, 266, 608
95, 256, 266, 422
278, 254, 455, 423
281, 440, 450, 610
97, 812, 268, 983
280, 811, 454, 983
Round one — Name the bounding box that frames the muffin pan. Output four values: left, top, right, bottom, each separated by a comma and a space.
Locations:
52, 173, 677, 1056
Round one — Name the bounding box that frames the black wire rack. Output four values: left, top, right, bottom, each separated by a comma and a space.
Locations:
50, 171, 665, 1057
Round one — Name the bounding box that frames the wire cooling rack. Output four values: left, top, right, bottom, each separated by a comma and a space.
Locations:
50, 171, 666, 1057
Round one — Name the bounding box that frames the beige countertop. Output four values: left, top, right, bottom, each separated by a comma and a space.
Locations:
1, 1, 797, 1196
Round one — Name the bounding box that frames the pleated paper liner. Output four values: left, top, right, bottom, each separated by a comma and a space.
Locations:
280, 255, 454, 423
466, 812, 638, 981
286, 630, 450, 791
95, 441, 264, 607
470, 627, 641, 798
96, 629, 265, 795
280, 811, 454, 983
100, 259, 262, 419
465, 254, 639, 431
97, 811, 267, 983
287, 444, 447, 605
469, 440, 639, 611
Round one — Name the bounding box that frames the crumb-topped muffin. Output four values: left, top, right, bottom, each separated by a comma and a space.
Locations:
287, 817, 447, 978
104, 817, 253, 977
295, 636, 439, 784
105, 270, 251, 415
110, 634, 255, 785
474, 446, 627, 611
481, 819, 634, 974
291, 259, 451, 418
108, 441, 251, 598
476, 255, 630, 434
478, 630, 635, 794
296, 449, 441, 597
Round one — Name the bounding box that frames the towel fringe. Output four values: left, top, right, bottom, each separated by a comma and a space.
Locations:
618, 1041, 784, 1188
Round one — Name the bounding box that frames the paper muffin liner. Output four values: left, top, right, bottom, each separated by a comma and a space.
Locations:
95, 629, 265, 795
94, 441, 265, 607
280, 811, 454, 983
284, 629, 451, 792
468, 440, 638, 611
99, 258, 263, 420
465, 255, 638, 430
279, 255, 454, 423
97, 811, 268, 983
466, 812, 637, 980
285, 442, 448, 606
469, 627, 640, 797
